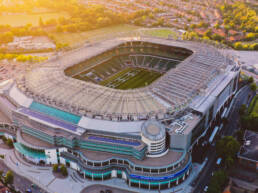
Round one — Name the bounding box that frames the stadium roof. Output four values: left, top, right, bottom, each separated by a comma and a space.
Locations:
14, 37, 236, 121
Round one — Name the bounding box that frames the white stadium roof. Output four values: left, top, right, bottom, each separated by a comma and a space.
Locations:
14, 37, 237, 121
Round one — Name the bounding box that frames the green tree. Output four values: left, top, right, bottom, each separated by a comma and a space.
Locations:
248, 76, 254, 83
207, 181, 220, 193
2, 136, 7, 143
245, 33, 257, 41
6, 138, 13, 148
4, 171, 14, 184
56, 25, 63, 32
225, 156, 234, 168
207, 170, 228, 193
234, 42, 243, 50
204, 29, 212, 38
45, 18, 57, 26
250, 43, 258, 50
39, 17, 44, 27
60, 165, 68, 176
52, 164, 58, 173
236, 129, 244, 141
216, 136, 240, 160
0, 32, 14, 44
239, 104, 247, 115
211, 33, 224, 41
214, 23, 220, 29
250, 83, 257, 92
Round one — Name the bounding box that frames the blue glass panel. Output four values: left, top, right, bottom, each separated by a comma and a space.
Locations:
30, 102, 81, 124
20, 108, 77, 131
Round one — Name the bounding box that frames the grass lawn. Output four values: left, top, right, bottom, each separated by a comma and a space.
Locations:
142, 28, 178, 39
100, 67, 162, 90
0, 12, 68, 27
51, 24, 141, 48
51, 25, 178, 48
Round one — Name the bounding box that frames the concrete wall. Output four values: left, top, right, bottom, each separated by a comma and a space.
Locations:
45, 149, 58, 165
45, 147, 68, 165
0, 96, 13, 120
170, 132, 191, 150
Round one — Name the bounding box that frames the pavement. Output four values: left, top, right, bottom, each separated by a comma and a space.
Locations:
0, 110, 11, 124
225, 50, 258, 83
225, 50, 258, 67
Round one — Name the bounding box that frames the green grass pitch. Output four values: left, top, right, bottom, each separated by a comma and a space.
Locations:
100, 67, 162, 90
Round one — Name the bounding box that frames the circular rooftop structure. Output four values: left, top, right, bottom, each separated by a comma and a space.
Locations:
141, 120, 166, 141
141, 120, 167, 156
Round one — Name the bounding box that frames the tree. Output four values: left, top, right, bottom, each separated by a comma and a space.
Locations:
250, 83, 257, 92
56, 25, 63, 32
214, 23, 220, 29
214, 170, 227, 186
234, 42, 243, 50
207, 181, 220, 193
245, 33, 257, 41
236, 129, 244, 141
207, 170, 228, 193
60, 165, 68, 176
52, 164, 58, 173
5, 171, 14, 184
216, 136, 240, 160
45, 18, 57, 26
239, 104, 247, 115
0, 32, 14, 44
225, 156, 234, 168
204, 29, 212, 38
211, 33, 224, 41
248, 76, 254, 84
250, 43, 258, 50
6, 138, 13, 148
39, 17, 44, 27
2, 136, 7, 143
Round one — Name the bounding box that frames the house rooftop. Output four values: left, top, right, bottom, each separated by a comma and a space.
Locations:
238, 130, 258, 162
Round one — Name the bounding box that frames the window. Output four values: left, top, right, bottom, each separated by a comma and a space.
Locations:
143, 168, 150, 172
94, 162, 100, 167
87, 162, 93, 166
159, 168, 166, 173
118, 160, 123, 164
102, 161, 108, 166
110, 159, 117, 164
151, 169, 158, 173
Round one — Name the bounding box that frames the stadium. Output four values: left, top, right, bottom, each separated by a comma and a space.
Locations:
0, 37, 240, 190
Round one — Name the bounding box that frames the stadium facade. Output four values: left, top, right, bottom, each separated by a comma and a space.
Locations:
0, 37, 240, 190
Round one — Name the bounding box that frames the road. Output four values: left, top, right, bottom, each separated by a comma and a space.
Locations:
192, 85, 253, 193
0, 159, 46, 193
